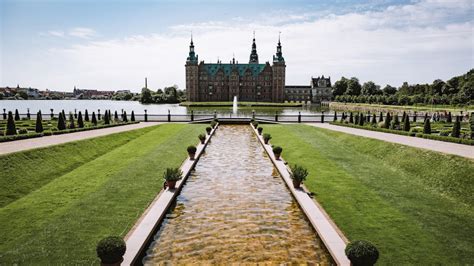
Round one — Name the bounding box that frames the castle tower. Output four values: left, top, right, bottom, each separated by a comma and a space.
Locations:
185, 36, 199, 101
249, 32, 259, 64
272, 34, 286, 102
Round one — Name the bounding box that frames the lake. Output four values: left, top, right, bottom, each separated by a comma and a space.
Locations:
0, 100, 328, 116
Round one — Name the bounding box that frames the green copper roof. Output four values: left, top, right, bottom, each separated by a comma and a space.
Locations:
203, 63, 266, 77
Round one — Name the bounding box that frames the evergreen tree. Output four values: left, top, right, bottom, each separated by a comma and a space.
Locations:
68, 113, 75, 129
349, 112, 354, 123
27, 109, 31, 120
85, 109, 90, 122
131, 111, 135, 122
470, 112, 474, 139
401, 111, 406, 123
104, 110, 110, 125
114, 111, 119, 121
423, 117, 431, 134
78, 111, 84, 128
6, 111, 17, 135
62, 110, 66, 121
403, 114, 410, 131
424, 113, 428, 122
57, 112, 66, 130
333, 111, 337, 122
378, 112, 383, 123
14, 109, 20, 121
123, 111, 128, 122
359, 113, 364, 126
354, 113, 359, 125
383, 113, 391, 128
390, 113, 400, 130
413, 112, 417, 122
371, 113, 377, 124
91, 112, 97, 126
35, 111, 43, 133
451, 116, 461, 138
447, 112, 452, 123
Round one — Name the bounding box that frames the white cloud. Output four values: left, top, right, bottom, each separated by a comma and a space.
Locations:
68, 27, 97, 39
5, 0, 473, 92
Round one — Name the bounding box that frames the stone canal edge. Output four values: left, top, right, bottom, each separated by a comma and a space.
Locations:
251, 124, 351, 266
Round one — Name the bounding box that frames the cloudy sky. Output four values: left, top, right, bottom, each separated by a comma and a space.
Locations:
1, 0, 473, 92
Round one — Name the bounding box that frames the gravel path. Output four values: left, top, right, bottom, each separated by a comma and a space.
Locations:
307, 123, 474, 160
0, 122, 162, 156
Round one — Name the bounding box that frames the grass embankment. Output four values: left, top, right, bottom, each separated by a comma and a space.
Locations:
330, 102, 473, 113
0, 123, 205, 264
264, 124, 474, 265
180, 101, 302, 107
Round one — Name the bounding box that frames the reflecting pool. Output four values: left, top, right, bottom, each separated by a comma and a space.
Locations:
143, 125, 333, 264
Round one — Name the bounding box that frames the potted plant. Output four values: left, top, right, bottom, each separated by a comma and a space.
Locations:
257, 127, 263, 135
273, 146, 283, 160
198, 133, 206, 144
187, 145, 197, 160
96, 236, 126, 266
252, 121, 259, 129
290, 164, 308, 188
345, 240, 379, 266
210, 120, 217, 129
163, 167, 183, 189
263, 133, 272, 144
206, 126, 212, 135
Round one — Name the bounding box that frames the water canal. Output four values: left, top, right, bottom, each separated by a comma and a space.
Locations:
142, 125, 333, 264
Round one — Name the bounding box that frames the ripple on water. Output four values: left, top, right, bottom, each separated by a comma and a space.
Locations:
143, 125, 334, 265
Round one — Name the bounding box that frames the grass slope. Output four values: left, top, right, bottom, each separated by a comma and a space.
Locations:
264, 124, 473, 264
0, 123, 205, 264
0, 125, 155, 207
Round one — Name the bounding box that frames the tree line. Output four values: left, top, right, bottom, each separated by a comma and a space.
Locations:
332, 69, 473, 105
140, 86, 186, 104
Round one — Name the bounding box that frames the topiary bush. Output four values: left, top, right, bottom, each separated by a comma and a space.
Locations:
263, 133, 272, 144
57, 112, 66, 130
345, 240, 379, 266
423, 118, 431, 134
35, 111, 43, 133
6, 111, 17, 135
96, 236, 126, 264
272, 146, 282, 154
198, 133, 206, 143
187, 145, 197, 154
131, 111, 135, 122
206, 126, 212, 134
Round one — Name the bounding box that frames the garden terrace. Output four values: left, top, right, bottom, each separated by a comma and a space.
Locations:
262, 124, 474, 265
0, 123, 205, 264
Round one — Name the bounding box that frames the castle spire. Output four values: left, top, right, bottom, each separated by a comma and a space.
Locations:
273, 32, 284, 63
249, 31, 259, 64
187, 34, 198, 63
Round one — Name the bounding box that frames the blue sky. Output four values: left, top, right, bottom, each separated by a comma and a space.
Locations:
1, 0, 472, 92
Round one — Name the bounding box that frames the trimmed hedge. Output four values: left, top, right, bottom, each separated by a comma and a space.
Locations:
330, 121, 474, 145
0, 122, 139, 143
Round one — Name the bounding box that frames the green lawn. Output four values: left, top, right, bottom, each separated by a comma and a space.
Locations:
331, 102, 473, 113
0, 123, 205, 264
264, 124, 474, 265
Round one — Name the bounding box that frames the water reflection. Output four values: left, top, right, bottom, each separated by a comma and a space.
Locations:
142, 125, 334, 264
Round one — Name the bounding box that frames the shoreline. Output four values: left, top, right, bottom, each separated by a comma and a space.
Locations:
180, 101, 303, 107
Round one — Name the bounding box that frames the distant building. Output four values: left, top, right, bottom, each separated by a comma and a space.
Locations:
285, 76, 332, 103
185, 34, 286, 102
73, 86, 114, 99
311, 76, 332, 103
284, 85, 312, 103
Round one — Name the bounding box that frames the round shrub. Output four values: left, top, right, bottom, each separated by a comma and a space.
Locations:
96, 236, 126, 264
187, 145, 197, 154
18, 128, 28, 134
377, 121, 385, 128
272, 146, 283, 154
345, 240, 379, 266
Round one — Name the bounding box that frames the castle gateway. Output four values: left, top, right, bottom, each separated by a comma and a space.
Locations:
185, 36, 286, 102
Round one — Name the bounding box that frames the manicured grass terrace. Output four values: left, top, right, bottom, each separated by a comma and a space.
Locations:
0, 123, 205, 264
264, 124, 474, 265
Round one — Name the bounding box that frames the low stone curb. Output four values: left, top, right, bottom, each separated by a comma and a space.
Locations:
251, 124, 350, 266
122, 123, 219, 265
